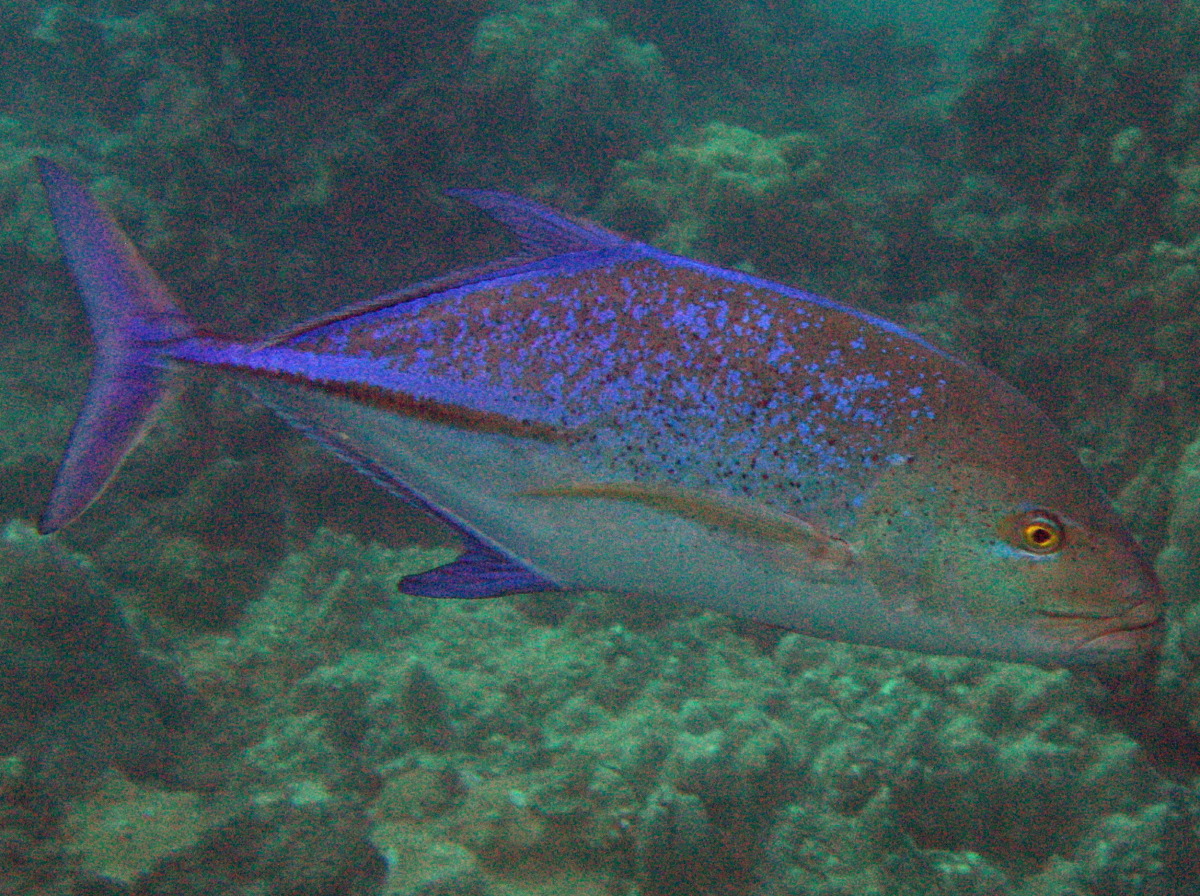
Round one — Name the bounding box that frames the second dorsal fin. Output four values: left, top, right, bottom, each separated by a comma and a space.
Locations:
447, 189, 630, 256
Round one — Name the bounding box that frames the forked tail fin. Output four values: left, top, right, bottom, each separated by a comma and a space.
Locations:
36, 159, 194, 533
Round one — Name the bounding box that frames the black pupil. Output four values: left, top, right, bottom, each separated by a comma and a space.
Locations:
1031, 527, 1051, 544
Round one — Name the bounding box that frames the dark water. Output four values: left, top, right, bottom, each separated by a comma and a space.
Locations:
2, 1, 1200, 893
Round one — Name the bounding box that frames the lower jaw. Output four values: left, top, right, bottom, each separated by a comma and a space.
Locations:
1080, 619, 1165, 656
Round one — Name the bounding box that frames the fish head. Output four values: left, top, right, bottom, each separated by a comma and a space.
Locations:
858, 394, 1165, 667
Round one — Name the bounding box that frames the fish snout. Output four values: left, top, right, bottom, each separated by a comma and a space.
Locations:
1035, 573, 1165, 658
1079, 599, 1164, 653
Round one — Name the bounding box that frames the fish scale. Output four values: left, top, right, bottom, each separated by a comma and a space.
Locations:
285, 255, 946, 523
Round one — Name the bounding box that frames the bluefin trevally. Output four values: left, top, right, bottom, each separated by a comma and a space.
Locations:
32, 159, 1198, 774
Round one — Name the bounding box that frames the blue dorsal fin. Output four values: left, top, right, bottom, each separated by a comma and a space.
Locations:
264, 190, 632, 348
448, 189, 630, 256
399, 543, 560, 598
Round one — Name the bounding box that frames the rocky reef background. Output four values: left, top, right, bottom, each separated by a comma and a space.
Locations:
4, 0, 1200, 894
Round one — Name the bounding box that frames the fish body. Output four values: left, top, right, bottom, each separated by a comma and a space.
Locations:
36, 161, 1164, 670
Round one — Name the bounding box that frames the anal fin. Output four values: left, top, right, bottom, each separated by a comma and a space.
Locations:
249, 380, 562, 599
400, 543, 560, 598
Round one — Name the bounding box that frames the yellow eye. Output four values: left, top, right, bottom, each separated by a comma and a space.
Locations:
1018, 512, 1064, 554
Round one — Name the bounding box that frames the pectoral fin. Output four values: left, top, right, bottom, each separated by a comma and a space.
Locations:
527, 481, 857, 574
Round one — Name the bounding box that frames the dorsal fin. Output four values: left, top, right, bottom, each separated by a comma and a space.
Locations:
447, 189, 630, 255
264, 190, 631, 348
262, 258, 530, 347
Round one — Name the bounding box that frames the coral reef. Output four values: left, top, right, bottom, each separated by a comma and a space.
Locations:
0, 521, 201, 793
599, 122, 829, 258
930, 0, 1200, 535
4, 526, 1192, 894
466, 0, 676, 189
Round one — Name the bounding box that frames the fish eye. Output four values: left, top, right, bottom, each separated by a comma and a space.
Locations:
1016, 511, 1064, 554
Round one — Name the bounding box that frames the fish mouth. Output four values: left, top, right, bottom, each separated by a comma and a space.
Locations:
1036, 601, 1164, 653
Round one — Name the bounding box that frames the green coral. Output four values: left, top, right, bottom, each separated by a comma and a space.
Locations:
467, 0, 675, 182
601, 121, 826, 255
0, 117, 56, 261
599, 120, 887, 298
1156, 431, 1200, 601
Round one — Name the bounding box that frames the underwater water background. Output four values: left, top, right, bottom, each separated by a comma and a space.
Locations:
3, 0, 1200, 893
